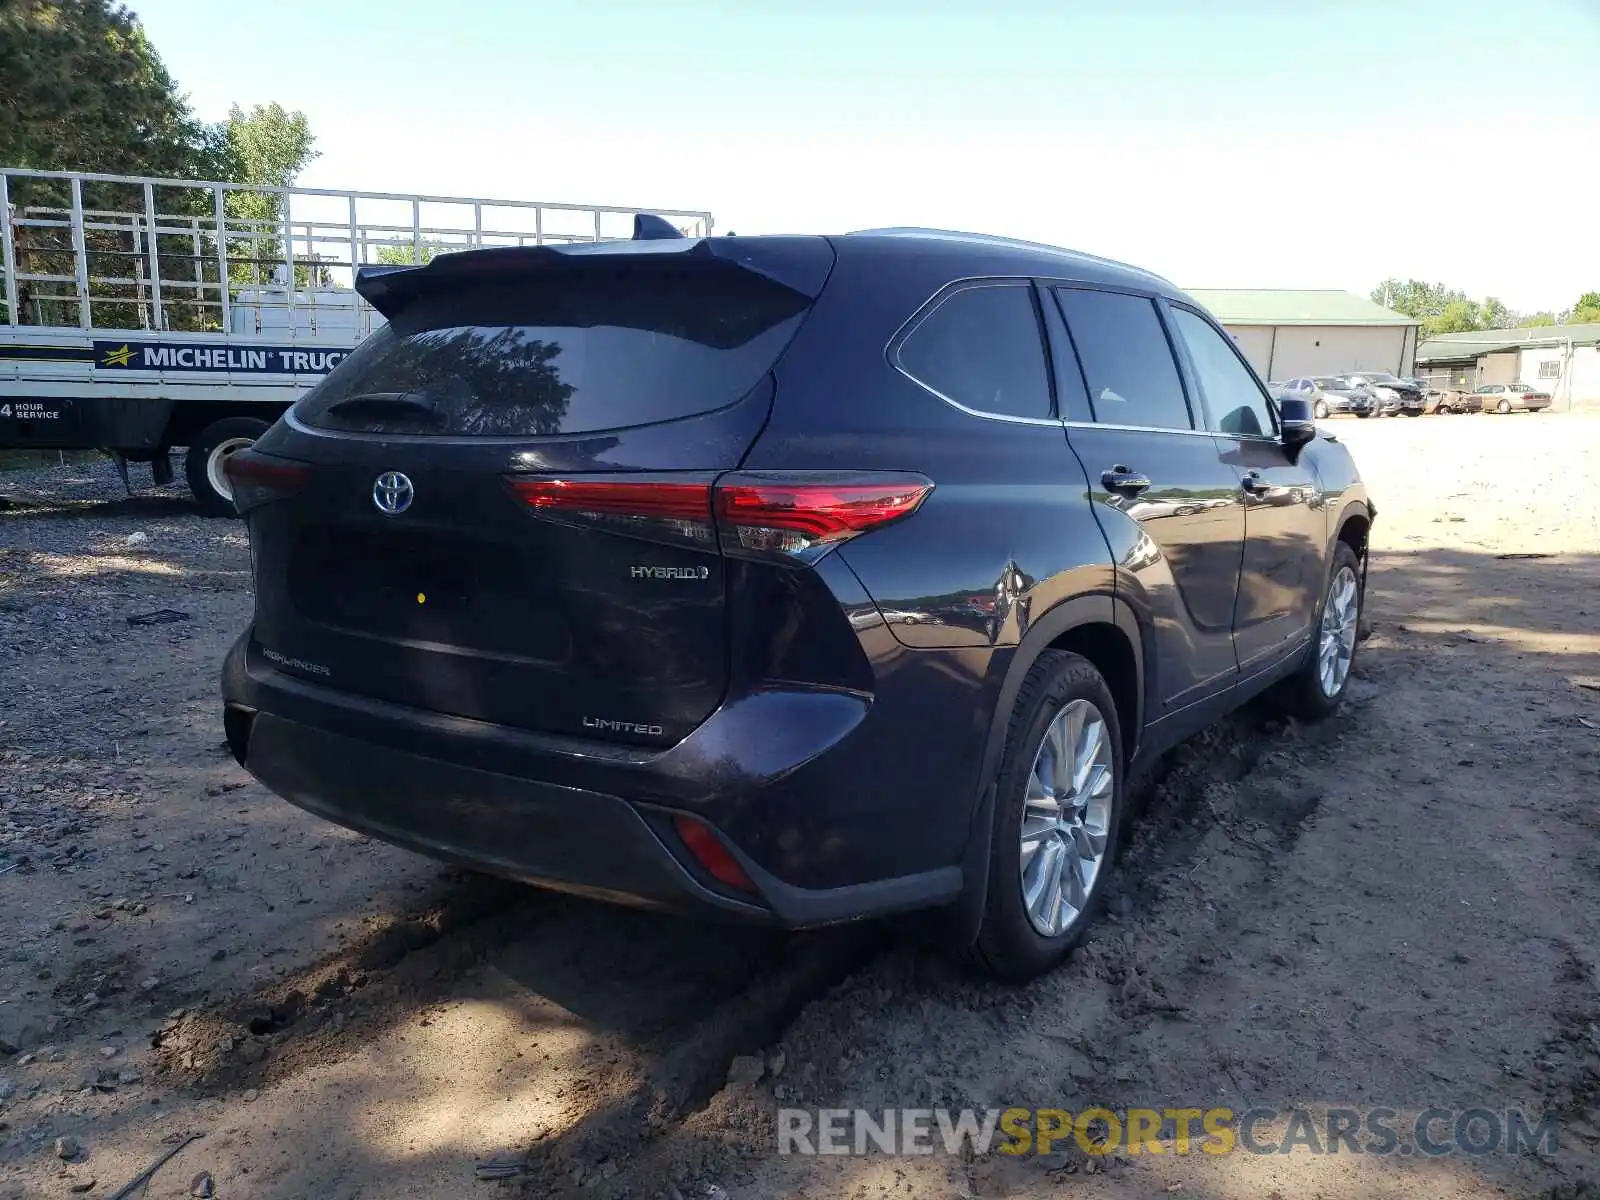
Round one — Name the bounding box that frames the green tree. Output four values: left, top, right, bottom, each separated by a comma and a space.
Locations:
1371, 278, 1476, 329
1571, 291, 1600, 325
0, 0, 219, 177
374, 243, 441, 267
1522, 312, 1558, 328
1478, 296, 1512, 329
214, 104, 319, 290
217, 102, 317, 189
1428, 300, 1483, 335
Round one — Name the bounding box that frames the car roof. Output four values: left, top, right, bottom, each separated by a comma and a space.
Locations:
833, 228, 1182, 298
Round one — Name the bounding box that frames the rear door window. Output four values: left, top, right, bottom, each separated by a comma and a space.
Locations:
1052, 288, 1193, 430
295, 270, 811, 436
895, 282, 1053, 420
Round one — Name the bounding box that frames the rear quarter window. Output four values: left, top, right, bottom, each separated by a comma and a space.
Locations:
295, 270, 811, 436
894, 282, 1053, 420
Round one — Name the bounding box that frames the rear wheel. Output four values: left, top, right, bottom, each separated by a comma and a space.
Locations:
971, 651, 1124, 980
1277, 541, 1362, 719
185, 417, 271, 517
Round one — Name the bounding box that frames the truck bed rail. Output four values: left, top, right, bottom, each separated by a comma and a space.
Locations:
1, 168, 714, 338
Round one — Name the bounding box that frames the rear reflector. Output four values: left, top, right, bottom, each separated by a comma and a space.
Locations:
673, 814, 755, 892
505, 471, 932, 564
224, 450, 309, 513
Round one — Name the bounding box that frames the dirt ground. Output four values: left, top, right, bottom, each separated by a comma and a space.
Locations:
2, 413, 1597, 1200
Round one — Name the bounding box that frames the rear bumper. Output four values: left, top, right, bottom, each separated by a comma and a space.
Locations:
221, 633, 964, 927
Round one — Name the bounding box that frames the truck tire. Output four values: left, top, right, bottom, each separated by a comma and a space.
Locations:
185, 417, 271, 517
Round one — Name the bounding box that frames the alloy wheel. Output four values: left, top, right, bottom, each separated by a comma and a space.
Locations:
1318, 565, 1360, 698
1019, 699, 1114, 937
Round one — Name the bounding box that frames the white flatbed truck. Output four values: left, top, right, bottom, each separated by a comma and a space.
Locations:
0, 168, 713, 513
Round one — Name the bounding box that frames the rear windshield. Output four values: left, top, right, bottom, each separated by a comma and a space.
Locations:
295, 270, 810, 436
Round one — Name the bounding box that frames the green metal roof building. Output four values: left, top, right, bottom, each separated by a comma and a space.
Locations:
1415, 323, 1600, 411
1182, 288, 1420, 382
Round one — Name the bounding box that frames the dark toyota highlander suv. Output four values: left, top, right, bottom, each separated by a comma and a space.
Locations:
221, 225, 1371, 979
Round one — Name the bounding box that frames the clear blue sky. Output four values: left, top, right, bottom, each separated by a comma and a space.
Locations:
132, 0, 1598, 312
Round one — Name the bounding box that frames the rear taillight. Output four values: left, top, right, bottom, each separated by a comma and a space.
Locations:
224, 450, 308, 513
672, 814, 755, 893
505, 472, 932, 564
504, 477, 716, 548
714, 473, 932, 563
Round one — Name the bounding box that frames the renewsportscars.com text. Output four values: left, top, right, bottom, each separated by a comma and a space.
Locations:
777, 1106, 1560, 1158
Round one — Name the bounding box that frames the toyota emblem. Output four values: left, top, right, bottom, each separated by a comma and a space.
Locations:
372, 471, 414, 515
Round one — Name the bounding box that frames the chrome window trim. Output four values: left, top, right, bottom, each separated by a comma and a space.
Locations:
1062, 419, 1216, 439
888, 277, 1061, 426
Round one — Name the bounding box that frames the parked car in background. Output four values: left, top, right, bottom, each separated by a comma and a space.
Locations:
1274, 376, 1374, 418
219, 226, 1373, 980
1345, 371, 1425, 417
1477, 383, 1553, 413
1424, 387, 1481, 415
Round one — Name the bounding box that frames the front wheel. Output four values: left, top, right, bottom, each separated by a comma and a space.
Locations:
1435, 404, 1451, 415
1355, 411, 1371, 419
1276, 542, 1363, 719
185, 417, 271, 517
1314, 400, 1330, 419
1497, 399, 1512, 414
970, 651, 1124, 980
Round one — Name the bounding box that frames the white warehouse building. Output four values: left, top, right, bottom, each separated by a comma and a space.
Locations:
1185, 289, 1420, 383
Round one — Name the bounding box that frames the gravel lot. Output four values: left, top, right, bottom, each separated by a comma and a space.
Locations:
2, 414, 1597, 1200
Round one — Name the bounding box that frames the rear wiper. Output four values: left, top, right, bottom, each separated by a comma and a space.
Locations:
324, 392, 442, 422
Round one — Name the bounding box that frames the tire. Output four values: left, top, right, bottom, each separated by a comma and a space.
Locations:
1314, 400, 1330, 419
1355, 411, 1370, 419
1404, 409, 1422, 417
185, 417, 271, 517
1497, 399, 1511, 414
970, 651, 1125, 980
1276, 541, 1363, 720
1435, 404, 1451, 415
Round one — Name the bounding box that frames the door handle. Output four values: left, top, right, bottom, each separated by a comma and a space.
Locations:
1101, 466, 1152, 497
1240, 470, 1268, 495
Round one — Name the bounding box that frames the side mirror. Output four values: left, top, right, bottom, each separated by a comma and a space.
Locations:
1277, 395, 1317, 455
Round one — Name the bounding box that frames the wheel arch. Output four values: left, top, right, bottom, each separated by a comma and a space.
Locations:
1334, 500, 1371, 562
950, 591, 1146, 946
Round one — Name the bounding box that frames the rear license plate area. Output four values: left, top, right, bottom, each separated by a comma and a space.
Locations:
288, 526, 556, 655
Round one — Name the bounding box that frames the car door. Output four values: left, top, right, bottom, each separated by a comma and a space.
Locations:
1045, 285, 1245, 714
1164, 302, 1326, 675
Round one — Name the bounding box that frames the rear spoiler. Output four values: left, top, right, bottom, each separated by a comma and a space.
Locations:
355, 225, 834, 320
